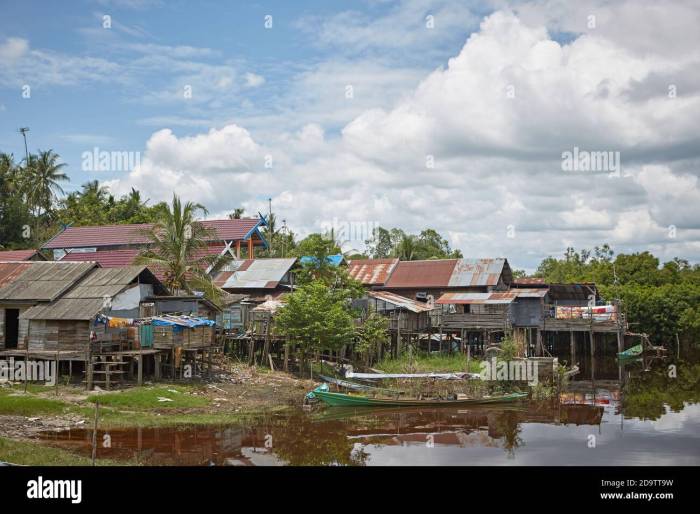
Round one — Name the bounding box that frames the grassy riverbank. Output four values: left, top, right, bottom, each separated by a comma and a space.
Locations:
375, 352, 482, 374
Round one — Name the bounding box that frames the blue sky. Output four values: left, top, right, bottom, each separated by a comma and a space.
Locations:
1, 0, 699, 270
1, 0, 476, 191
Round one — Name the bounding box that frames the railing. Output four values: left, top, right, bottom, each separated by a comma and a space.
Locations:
436, 312, 510, 330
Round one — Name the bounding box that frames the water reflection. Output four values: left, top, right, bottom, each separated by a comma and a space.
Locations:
39, 358, 700, 466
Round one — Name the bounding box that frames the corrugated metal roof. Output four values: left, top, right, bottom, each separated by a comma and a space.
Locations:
436, 292, 518, 305
347, 258, 399, 286
0, 261, 97, 302
513, 277, 547, 285
384, 258, 510, 289
214, 258, 296, 289
0, 262, 33, 288
383, 259, 458, 288
63, 265, 151, 299
42, 218, 264, 249
367, 291, 434, 313
448, 258, 507, 287
513, 288, 549, 298
21, 298, 106, 321
0, 249, 43, 261
60, 248, 140, 267
60, 245, 230, 283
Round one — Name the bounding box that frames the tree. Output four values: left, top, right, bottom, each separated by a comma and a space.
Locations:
355, 312, 389, 365
395, 234, 418, 260
24, 149, 69, 217
0, 154, 32, 248
134, 194, 229, 303
276, 280, 356, 369
228, 208, 245, 219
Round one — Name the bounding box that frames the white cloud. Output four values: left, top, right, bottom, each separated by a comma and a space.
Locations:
244, 72, 265, 88
101, 5, 700, 269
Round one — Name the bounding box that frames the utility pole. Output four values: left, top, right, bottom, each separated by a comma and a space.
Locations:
19, 127, 30, 165
281, 219, 288, 257
268, 197, 272, 256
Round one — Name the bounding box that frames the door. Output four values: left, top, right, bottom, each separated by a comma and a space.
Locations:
5, 309, 19, 349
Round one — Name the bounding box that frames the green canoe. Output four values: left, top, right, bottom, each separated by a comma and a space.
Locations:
307, 386, 528, 407
618, 343, 643, 360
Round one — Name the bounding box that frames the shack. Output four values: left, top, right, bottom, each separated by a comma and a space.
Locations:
0, 261, 96, 351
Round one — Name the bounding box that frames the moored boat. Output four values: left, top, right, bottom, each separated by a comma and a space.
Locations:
618, 343, 643, 360
306, 384, 528, 407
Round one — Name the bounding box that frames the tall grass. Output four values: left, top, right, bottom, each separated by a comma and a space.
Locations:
376, 352, 482, 374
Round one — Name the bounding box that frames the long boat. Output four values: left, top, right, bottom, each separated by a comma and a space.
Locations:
307, 386, 528, 407
618, 344, 643, 360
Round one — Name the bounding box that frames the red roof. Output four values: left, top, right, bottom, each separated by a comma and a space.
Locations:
60, 248, 141, 267
347, 258, 399, 286
42, 218, 264, 249
384, 259, 459, 289
60, 245, 231, 283
0, 249, 41, 261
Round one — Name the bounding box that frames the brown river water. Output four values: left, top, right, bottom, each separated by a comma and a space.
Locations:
39, 356, 700, 466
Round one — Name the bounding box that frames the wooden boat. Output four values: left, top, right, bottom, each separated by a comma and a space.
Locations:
618, 344, 643, 360
307, 386, 528, 407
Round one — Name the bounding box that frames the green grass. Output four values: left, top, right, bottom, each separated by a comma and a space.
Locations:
376, 352, 482, 374
87, 384, 209, 410
0, 437, 126, 466
0, 389, 67, 416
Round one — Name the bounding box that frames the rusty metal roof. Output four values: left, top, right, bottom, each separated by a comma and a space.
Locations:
347, 258, 399, 286
513, 288, 549, 298
0, 249, 44, 261
0, 262, 33, 289
367, 291, 434, 313
513, 277, 546, 286
0, 261, 97, 302
384, 258, 510, 289
213, 258, 296, 289
436, 291, 518, 305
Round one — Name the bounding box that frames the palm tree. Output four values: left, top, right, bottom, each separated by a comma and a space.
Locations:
134, 194, 229, 303
395, 234, 418, 261
24, 150, 69, 216
228, 208, 245, 219
80, 179, 109, 201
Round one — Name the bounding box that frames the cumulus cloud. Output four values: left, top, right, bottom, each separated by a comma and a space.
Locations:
105, 5, 700, 269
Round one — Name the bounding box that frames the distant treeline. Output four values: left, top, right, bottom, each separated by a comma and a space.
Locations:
533, 245, 700, 345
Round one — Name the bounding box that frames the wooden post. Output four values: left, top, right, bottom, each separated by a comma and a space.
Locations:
236, 240, 241, 259
137, 354, 143, 386
55, 350, 59, 396
248, 238, 253, 258
590, 330, 595, 382
91, 400, 99, 466
396, 312, 401, 357
570, 330, 576, 364
283, 338, 289, 372
154, 353, 161, 381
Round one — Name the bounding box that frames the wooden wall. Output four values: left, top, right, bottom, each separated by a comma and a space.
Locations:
24, 320, 91, 351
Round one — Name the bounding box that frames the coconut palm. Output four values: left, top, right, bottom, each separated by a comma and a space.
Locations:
228, 208, 245, 219
395, 234, 418, 261
24, 150, 69, 215
134, 194, 229, 303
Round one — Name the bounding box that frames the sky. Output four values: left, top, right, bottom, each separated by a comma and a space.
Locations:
1, 0, 699, 271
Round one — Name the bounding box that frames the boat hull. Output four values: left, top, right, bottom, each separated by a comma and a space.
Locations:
312, 390, 528, 407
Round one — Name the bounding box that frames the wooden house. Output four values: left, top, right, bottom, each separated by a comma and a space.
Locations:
0, 261, 96, 351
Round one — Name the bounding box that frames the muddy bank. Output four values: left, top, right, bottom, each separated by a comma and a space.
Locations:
0, 363, 316, 442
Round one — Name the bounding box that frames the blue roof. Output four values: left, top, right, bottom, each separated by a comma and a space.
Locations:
300, 254, 345, 267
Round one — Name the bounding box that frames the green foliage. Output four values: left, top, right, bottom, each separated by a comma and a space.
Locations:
276, 280, 356, 357
364, 226, 462, 260
535, 245, 700, 344
376, 352, 482, 373
134, 194, 228, 304
355, 312, 389, 362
